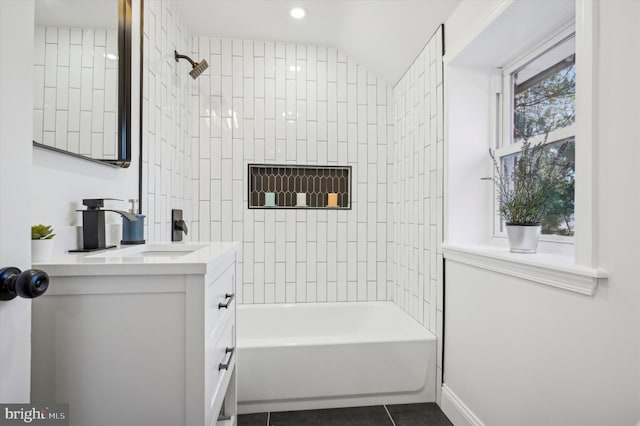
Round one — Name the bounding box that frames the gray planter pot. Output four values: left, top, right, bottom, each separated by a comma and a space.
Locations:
506, 223, 541, 253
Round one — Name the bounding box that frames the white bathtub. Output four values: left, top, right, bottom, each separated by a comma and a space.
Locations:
237, 301, 437, 414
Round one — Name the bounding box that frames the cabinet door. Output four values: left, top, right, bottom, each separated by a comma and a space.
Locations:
206, 318, 236, 423
206, 263, 236, 340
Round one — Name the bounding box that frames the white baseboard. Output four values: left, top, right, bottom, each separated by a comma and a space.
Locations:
441, 385, 485, 426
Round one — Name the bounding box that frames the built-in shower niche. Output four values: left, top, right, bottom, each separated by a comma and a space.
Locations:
248, 164, 352, 209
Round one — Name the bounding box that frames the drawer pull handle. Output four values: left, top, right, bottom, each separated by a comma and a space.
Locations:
218, 347, 235, 371
218, 293, 235, 309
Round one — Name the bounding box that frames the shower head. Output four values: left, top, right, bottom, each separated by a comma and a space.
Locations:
174, 50, 209, 80
188, 59, 209, 79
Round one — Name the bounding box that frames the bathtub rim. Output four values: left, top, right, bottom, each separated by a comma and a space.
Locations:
237, 301, 436, 348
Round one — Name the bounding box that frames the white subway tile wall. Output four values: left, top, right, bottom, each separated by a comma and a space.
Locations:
390, 25, 444, 401
140, 3, 445, 354
141, 0, 194, 241
33, 26, 118, 159
189, 37, 393, 304
139, 0, 444, 403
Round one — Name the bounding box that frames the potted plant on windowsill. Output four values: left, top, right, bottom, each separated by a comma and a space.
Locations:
32, 224, 55, 262
490, 140, 571, 253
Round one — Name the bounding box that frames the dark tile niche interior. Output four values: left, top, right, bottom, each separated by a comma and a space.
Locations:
248, 164, 352, 209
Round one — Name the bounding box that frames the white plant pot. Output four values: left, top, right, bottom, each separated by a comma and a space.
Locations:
32, 239, 54, 262
506, 224, 541, 253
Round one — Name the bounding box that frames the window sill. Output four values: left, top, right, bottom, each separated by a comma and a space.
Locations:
442, 243, 607, 296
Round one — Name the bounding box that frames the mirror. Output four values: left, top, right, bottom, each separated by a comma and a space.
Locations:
33, 0, 132, 167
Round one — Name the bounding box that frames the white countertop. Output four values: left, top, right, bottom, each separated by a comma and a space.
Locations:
33, 241, 241, 276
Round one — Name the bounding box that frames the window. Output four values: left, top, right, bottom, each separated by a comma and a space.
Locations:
444, 2, 605, 294
495, 32, 576, 238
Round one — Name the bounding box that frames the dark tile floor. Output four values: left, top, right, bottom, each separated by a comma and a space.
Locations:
238, 403, 453, 426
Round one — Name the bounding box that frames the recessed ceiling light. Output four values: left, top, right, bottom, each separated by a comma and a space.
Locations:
290, 7, 306, 19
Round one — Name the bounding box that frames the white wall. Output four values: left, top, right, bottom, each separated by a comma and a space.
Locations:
186, 36, 393, 304
445, 262, 639, 426
444, 0, 511, 64
442, 1, 640, 424
390, 26, 445, 401
141, 0, 193, 243
31, 1, 141, 254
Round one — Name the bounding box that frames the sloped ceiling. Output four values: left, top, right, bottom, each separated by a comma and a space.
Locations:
175, 0, 461, 85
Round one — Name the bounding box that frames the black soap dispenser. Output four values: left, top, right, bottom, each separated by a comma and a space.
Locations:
121, 199, 145, 245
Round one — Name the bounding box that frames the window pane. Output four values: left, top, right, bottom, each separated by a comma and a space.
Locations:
513, 39, 575, 142
541, 138, 575, 236
500, 138, 575, 236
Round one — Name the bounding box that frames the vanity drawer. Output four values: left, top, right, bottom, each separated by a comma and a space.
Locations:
205, 263, 236, 339
205, 317, 235, 425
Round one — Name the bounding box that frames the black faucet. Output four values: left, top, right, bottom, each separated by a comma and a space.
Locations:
172, 209, 188, 242
72, 199, 138, 252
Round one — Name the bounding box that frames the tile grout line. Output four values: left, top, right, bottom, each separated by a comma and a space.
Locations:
383, 405, 397, 426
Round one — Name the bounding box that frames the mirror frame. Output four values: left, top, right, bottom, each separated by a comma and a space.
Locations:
114, 0, 132, 167
33, 0, 132, 168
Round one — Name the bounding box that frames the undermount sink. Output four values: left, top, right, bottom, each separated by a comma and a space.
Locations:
87, 243, 208, 258
128, 250, 193, 258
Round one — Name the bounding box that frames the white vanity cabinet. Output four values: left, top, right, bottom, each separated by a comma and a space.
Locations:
31, 242, 240, 426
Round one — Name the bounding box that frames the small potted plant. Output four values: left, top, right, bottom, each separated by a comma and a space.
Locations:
490, 140, 571, 253
31, 224, 55, 262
